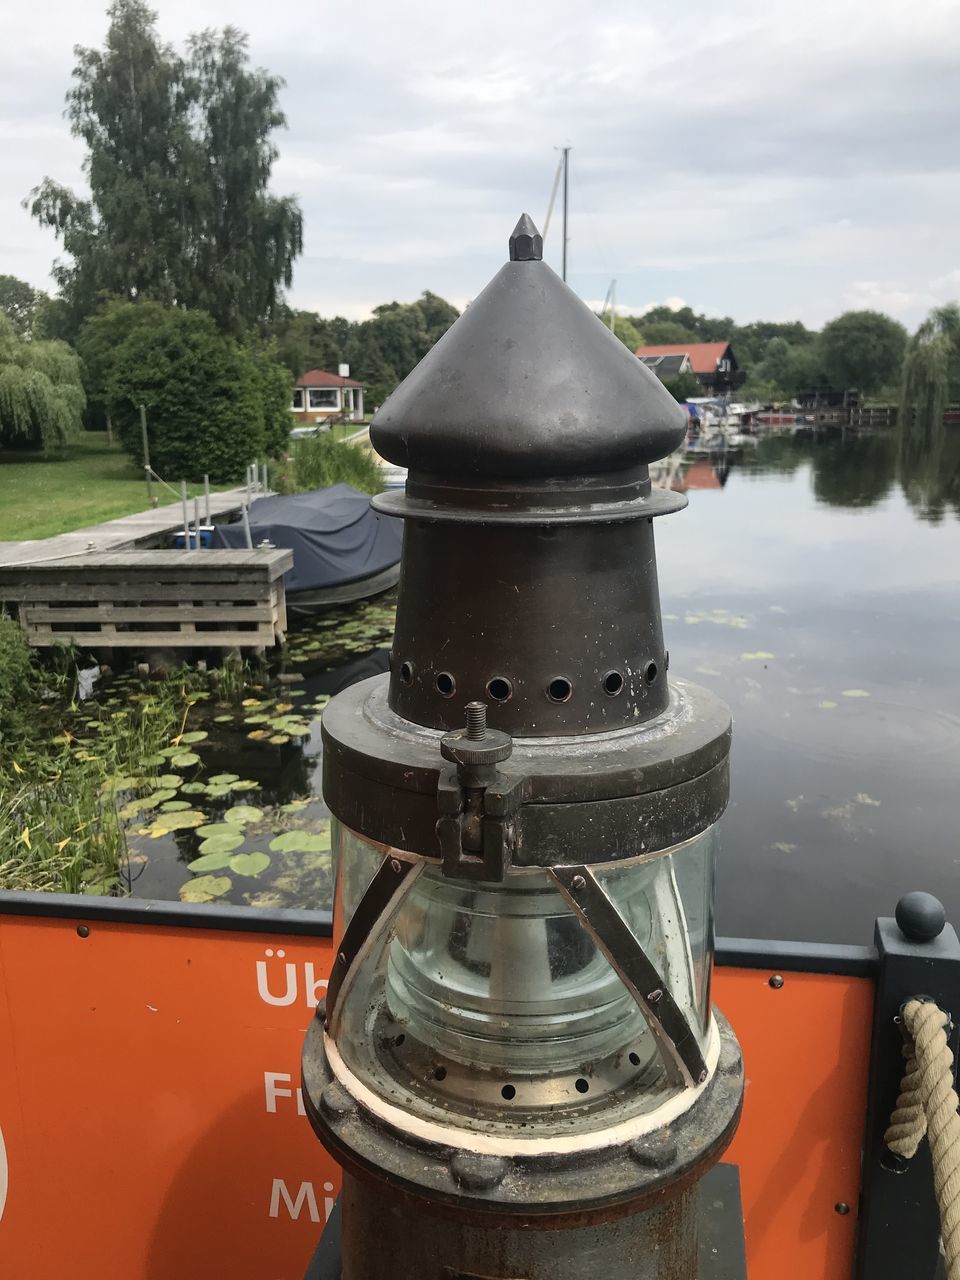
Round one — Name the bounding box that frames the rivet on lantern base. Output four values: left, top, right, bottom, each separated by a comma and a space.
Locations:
305, 214, 745, 1280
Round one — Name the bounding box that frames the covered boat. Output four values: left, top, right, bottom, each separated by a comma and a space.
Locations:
212, 484, 402, 616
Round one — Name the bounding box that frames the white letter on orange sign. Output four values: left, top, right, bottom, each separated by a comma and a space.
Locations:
264, 1072, 293, 1113
269, 1179, 321, 1222
256, 950, 298, 1006
303, 962, 329, 1009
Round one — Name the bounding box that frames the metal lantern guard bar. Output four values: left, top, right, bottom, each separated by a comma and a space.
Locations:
302, 215, 745, 1279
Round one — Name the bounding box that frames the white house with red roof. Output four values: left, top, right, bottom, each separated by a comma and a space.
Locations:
290, 369, 365, 424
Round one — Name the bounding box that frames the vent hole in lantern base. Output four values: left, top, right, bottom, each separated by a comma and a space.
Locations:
487, 677, 513, 702
547, 677, 573, 703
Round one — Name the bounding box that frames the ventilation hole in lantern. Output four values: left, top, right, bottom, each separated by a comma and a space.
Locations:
575, 1077, 590, 1094
643, 660, 659, 685
435, 671, 456, 698
602, 670, 624, 696
394, 1033, 405, 1046
629, 1052, 641, 1067
399, 662, 414, 686
487, 676, 513, 702
433, 1066, 447, 1082
501, 1084, 516, 1101
547, 676, 573, 703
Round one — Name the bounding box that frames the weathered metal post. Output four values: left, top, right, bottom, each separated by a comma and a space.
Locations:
303, 215, 744, 1279
140, 404, 152, 503
180, 480, 189, 553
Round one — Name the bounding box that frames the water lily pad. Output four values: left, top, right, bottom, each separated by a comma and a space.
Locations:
158, 774, 183, 789
241, 698, 265, 707
179, 874, 232, 903
102, 774, 140, 792
181, 781, 208, 794
269, 830, 332, 854
149, 809, 206, 832
229, 851, 271, 877
818, 700, 838, 709
274, 702, 294, 713
140, 753, 166, 767
160, 800, 192, 812
225, 805, 263, 826
280, 799, 310, 813
197, 829, 246, 856
209, 773, 240, 785
269, 734, 291, 745
171, 751, 200, 768
214, 714, 234, 723
196, 822, 239, 839
143, 789, 178, 807
740, 651, 775, 661
187, 849, 236, 872
244, 714, 271, 725
842, 689, 871, 698
177, 730, 208, 744
247, 729, 272, 741
231, 780, 260, 792
118, 799, 148, 821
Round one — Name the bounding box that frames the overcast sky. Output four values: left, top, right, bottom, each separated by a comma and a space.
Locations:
2, 0, 959, 330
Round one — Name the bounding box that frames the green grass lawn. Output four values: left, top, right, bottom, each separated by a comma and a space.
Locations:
0, 433, 207, 541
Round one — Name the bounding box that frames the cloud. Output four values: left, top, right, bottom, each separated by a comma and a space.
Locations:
1, 0, 959, 328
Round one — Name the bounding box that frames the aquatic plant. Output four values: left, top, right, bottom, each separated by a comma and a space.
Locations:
273, 432, 382, 496
0, 673, 191, 894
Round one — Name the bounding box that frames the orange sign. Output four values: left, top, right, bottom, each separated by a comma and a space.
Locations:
0, 907, 873, 1279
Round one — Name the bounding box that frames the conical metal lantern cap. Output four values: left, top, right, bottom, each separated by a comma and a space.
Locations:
370, 215, 686, 485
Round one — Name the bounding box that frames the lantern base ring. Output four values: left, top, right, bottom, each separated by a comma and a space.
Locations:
302, 1009, 743, 1220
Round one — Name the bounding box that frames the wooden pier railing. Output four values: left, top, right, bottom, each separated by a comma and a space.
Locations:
0, 549, 293, 651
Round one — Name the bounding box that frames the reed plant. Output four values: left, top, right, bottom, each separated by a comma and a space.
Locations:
273, 432, 382, 496
0, 653, 193, 894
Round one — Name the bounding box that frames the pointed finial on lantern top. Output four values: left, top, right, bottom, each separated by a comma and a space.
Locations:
509, 212, 542, 262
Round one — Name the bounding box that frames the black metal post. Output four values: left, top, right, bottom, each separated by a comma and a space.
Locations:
855, 892, 960, 1280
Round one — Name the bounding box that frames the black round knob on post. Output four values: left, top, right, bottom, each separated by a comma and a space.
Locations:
895, 892, 946, 943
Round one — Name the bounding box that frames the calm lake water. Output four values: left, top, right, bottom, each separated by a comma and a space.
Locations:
117, 427, 960, 948
657, 429, 960, 945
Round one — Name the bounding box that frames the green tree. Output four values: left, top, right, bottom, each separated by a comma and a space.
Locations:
819, 310, 907, 394
637, 320, 696, 345
900, 303, 960, 430
92, 303, 282, 481
0, 276, 44, 336
0, 316, 85, 450
28, 1, 302, 336
660, 370, 702, 402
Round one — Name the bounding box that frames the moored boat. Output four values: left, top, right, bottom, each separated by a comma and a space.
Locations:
212, 484, 402, 618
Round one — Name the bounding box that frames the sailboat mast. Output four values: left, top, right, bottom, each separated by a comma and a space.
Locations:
561, 145, 570, 282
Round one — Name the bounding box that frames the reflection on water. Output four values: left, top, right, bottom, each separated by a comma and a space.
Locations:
120, 424, 960, 946
653, 424, 960, 944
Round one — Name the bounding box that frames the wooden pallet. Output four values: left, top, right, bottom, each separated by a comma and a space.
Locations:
0, 549, 293, 650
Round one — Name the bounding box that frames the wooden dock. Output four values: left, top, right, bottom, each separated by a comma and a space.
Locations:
0, 549, 293, 651
0, 485, 255, 569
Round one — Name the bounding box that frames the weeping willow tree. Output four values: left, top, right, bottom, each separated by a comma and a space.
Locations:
898, 304, 960, 521
0, 316, 85, 450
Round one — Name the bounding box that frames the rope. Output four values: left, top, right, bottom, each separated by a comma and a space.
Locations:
884, 999, 960, 1278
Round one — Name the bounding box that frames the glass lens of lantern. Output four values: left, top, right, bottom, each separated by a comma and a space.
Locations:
592, 825, 717, 1045
330, 819, 718, 1127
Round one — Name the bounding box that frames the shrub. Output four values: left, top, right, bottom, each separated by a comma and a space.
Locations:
0, 612, 37, 744
273, 433, 383, 495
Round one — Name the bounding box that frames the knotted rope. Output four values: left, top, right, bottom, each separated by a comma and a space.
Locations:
884, 999, 960, 1279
